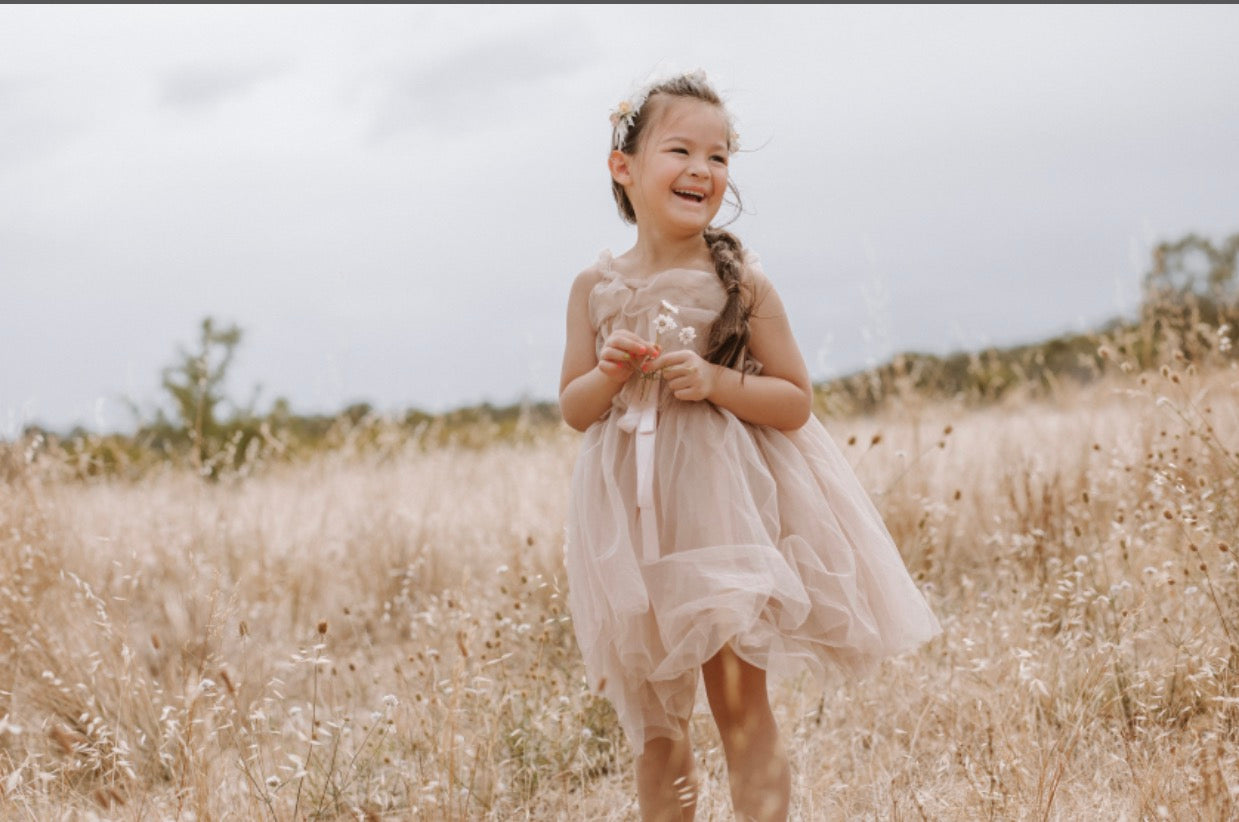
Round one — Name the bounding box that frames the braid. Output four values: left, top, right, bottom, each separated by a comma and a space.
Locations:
702, 227, 751, 371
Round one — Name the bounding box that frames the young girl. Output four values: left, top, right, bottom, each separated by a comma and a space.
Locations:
559, 70, 941, 821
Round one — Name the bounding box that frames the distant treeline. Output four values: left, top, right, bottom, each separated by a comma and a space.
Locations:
818, 231, 1238, 415
9, 232, 1237, 481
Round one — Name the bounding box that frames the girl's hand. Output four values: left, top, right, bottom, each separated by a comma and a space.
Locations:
648, 349, 717, 402
598, 330, 660, 384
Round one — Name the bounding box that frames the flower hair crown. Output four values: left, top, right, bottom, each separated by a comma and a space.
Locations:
608, 69, 740, 152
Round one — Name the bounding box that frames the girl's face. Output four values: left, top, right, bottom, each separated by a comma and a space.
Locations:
613, 96, 731, 237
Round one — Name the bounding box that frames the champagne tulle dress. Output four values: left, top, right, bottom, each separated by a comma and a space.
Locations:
564, 249, 942, 749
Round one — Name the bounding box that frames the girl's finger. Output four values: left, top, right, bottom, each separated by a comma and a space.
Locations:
615, 341, 642, 355
618, 343, 647, 358
648, 352, 689, 371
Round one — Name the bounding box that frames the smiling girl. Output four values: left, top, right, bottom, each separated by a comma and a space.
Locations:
559, 70, 941, 821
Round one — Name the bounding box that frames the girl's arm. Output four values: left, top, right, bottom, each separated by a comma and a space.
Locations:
558, 269, 656, 432
653, 270, 814, 431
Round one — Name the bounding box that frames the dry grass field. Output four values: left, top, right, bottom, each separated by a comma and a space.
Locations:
2, 347, 1237, 820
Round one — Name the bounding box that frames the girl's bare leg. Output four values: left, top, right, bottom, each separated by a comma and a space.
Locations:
636, 716, 698, 822
702, 645, 790, 821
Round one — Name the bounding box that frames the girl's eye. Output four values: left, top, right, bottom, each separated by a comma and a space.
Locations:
671, 147, 688, 154
711, 155, 727, 164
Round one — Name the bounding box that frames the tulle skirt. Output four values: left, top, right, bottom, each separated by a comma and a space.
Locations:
564, 398, 942, 749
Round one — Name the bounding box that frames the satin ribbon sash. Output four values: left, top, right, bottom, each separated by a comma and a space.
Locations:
615, 388, 660, 563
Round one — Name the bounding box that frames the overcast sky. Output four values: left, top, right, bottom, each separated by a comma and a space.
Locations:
4, 4, 1238, 436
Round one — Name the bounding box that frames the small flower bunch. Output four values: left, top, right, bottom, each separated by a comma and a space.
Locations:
633, 300, 698, 398
609, 88, 650, 150
653, 298, 699, 350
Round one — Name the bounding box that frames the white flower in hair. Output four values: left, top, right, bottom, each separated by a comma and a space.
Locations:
609, 100, 633, 125
609, 86, 651, 150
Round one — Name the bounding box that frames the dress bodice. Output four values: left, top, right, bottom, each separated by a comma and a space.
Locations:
588, 250, 763, 414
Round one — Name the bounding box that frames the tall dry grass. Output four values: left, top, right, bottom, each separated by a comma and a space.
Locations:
1, 344, 1237, 820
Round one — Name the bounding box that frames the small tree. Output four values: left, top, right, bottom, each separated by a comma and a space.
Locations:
1143, 232, 1238, 303
1138, 232, 1238, 367
161, 317, 243, 472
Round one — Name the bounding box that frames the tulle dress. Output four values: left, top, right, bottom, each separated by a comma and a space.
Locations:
564, 249, 941, 750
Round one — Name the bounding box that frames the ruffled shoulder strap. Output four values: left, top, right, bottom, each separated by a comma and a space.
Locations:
595, 249, 618, 280
586, 249, 630, 334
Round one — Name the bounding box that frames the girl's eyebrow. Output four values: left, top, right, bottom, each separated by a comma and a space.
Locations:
657, 134, 730, 151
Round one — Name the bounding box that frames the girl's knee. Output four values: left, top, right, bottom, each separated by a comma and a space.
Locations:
702, 644, 769, 722
638, 735, 676, 767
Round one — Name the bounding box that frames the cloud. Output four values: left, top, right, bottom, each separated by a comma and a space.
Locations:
367, 22, 598, 140
158, 63, 281, 111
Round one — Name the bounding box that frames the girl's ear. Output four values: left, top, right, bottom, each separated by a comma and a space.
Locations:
608, 149, 633, 186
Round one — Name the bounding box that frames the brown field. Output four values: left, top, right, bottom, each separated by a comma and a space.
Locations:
2, 352, 1237, 820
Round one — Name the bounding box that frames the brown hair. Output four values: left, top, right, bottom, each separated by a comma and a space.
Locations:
610, 73, 752, 371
